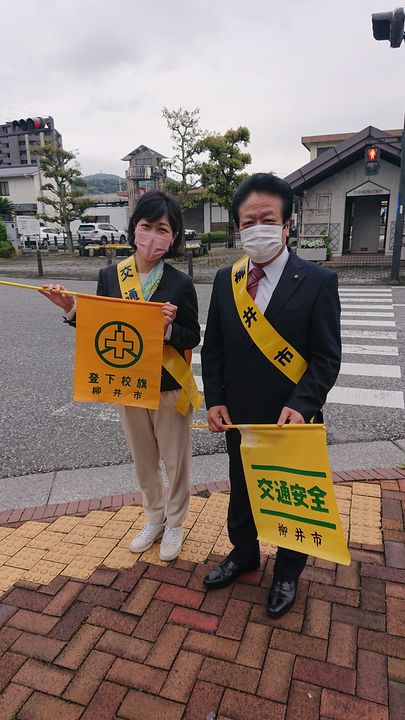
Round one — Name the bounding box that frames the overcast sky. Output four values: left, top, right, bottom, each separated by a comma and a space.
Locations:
1, 1, 403, 179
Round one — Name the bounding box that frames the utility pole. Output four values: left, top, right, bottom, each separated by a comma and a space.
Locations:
391, 113, 405, 281
372, 7, 405, 281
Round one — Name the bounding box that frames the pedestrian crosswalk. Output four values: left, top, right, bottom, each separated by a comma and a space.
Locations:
193, 287, 404, 410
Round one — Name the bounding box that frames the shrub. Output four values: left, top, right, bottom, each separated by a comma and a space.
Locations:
300, 238, 326, 249
0, 241, 15, 258
201, 231, 227, 244
0, 219, 7, 244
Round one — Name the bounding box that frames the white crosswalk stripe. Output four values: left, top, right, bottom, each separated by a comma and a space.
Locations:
193, 288, 403, 412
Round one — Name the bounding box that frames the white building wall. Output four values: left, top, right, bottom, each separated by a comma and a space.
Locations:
70, 205, 128, 234
300, 159, 400, 255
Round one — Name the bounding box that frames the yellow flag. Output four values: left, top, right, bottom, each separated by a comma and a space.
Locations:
73, 295, 164, 409
240, 424, 351, 565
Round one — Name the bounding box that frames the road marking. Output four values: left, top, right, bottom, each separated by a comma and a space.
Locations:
339, 288, 392, 293
341, 319, 395, 326
393, 304, 405, 307
341, 311, 394, 317
327, 386, 404, 409
342, 344, 398, 356
341, 329, 397, 339
341, 304, 393, 310
339, 298, 394, 304
339, 363, 401, 378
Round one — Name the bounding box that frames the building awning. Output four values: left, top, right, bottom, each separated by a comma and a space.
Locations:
286, 126, 402, 193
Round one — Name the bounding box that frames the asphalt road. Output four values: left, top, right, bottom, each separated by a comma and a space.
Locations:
0, 276, 404, 480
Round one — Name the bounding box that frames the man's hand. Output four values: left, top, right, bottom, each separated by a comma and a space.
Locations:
40, 284, 75, 314
277, 406, 305, 426
207, 405, 232, 432
161, 302, 177, 331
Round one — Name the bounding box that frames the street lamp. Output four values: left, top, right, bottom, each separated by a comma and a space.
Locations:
372, 7, 405, 281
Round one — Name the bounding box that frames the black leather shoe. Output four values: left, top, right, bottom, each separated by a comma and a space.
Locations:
267, 578, 297, 617
203, 558, 260, 590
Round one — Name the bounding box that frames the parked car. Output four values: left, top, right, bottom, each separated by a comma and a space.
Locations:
39, 226, 66, 247
77, 223, 127, 244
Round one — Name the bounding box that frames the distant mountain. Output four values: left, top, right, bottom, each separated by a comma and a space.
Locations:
82, 173, 127, 195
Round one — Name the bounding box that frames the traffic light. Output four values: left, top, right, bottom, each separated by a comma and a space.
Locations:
365, 145, 380, 175
11, 117, 46, 132
372, 7, 405, 47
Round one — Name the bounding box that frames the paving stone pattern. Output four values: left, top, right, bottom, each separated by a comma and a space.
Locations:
0, 473, 403, 718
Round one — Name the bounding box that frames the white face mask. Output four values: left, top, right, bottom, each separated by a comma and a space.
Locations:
240, 224, 284, 264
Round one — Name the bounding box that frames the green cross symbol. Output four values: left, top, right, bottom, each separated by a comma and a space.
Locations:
104, 329, 134, 359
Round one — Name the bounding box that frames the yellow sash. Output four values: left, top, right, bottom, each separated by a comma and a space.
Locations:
117, 255, 202, 415
231, 255, 308, 385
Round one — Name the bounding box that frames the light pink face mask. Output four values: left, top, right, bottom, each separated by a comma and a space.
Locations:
135, 228, 173, 263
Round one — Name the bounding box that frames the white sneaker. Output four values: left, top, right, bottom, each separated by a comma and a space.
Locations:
159, 526, 184, 561
129, 523, 165, 553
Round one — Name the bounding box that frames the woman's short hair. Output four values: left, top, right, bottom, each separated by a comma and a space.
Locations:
232, 173, 293, 227
128, 190, 183, 257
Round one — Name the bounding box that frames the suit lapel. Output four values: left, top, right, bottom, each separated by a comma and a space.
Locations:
264, 250, 307, 323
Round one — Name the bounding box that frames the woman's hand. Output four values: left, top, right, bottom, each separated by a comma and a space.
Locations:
161, 301, 177, 331
40, 284, 75, 314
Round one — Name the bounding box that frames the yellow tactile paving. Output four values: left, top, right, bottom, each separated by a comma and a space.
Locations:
334, 486, 352, 500
96, 520, 133, 539
80, 537, 119, 558
0, 527, 15, 541
12, 521, 49, 538
0, 485, 384, 594
43, 542, 81, 564
187, 522, 222, 544
4, 547, 46, 570
0, 566, 25, 590
50, 516, 82, 533
183, 512, 199, 530
0, 536, 30, 556
336, 499, 351, 516
179, 539, 214, 563
27, 531, 64, 551
352, 482, 381, 497
24, 560, 67, 584
62, 524, 100, 545
113, 506, 144, 522
104, 547, 140, 569
80, 510, 116, 526
63, 555, 100, 579
140, 544, 169, 566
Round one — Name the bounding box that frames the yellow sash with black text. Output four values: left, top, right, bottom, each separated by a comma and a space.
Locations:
117, 255, 202, 415
231, 255, 308, 384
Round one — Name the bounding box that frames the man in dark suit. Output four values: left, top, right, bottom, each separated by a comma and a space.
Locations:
201, 173, 341, 617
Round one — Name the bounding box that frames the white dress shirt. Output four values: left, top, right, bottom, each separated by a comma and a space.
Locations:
248, 246, 289, 314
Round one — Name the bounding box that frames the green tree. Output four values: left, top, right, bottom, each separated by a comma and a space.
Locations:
0, 218, 14, 257
162, 107, 205, 208
37, 143, 93, 252
196, 127, 251, 239
0, 197, 14, 219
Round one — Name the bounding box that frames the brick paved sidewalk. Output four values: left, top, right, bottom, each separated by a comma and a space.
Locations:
0, 472, 404, 719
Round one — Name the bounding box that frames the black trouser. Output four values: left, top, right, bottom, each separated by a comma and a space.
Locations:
226, 429, 308, 581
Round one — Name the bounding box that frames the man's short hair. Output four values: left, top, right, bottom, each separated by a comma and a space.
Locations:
232, 172, 294, 227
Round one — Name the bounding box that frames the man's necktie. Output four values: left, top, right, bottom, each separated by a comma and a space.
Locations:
247, 266, 265, 299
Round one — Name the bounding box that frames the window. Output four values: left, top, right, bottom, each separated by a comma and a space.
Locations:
317, 194, 331, 213
316, 146, 333, 157
0, 181, 10, 196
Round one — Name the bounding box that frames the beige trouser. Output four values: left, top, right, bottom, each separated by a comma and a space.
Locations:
118, 390, 192, 528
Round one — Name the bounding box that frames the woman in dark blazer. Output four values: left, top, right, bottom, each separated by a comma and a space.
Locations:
43, 191, 200, 561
